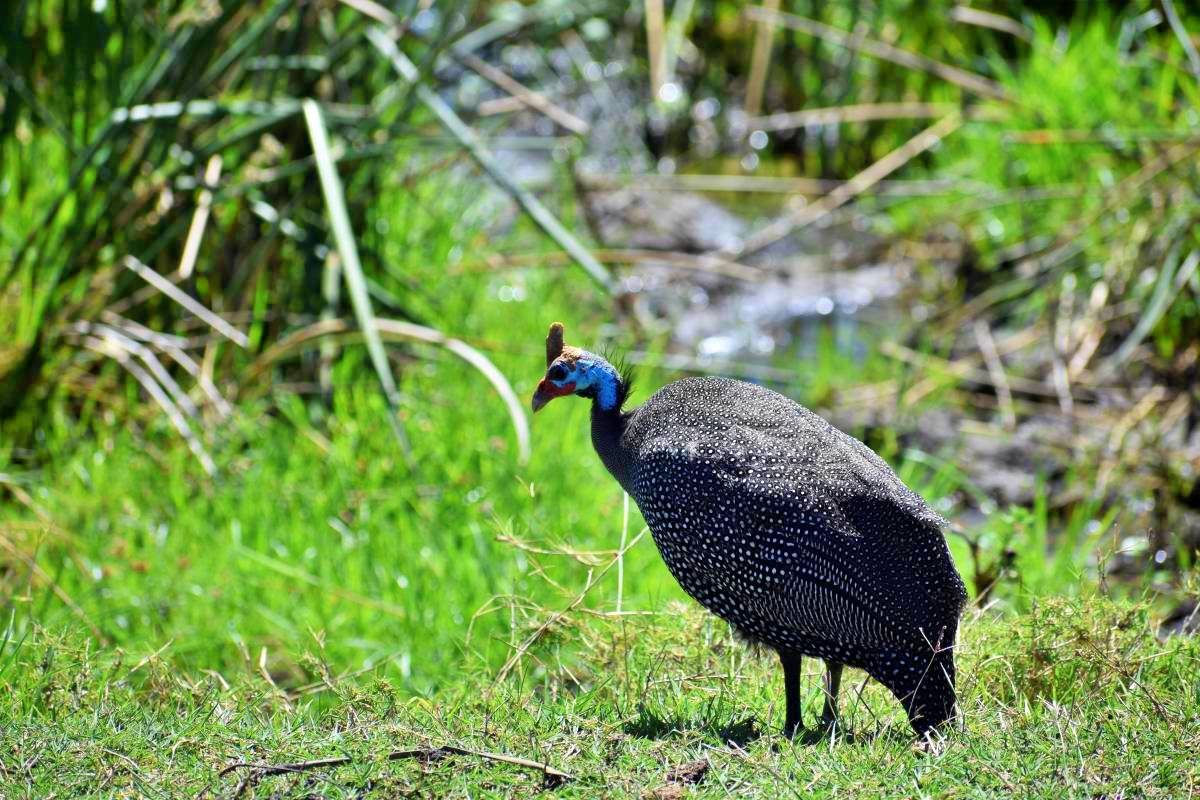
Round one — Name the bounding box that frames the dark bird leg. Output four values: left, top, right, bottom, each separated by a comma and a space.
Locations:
779, 651, 803, 737
821, 661, 843, 729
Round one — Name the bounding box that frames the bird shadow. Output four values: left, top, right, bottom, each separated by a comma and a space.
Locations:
625, 707, 901, 751
623, 708, 763, 748
778, 724, 863, 749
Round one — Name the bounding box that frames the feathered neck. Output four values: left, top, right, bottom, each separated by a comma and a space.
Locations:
574, 353, 626, 412
586, 356, 635, 492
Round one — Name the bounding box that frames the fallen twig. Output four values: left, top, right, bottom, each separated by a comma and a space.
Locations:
218, 744, 572, 784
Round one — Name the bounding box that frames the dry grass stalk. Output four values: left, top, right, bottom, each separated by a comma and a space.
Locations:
257, 647, 294, 712
0, 531, 106, 643
645, 0, 667, 102
945, 141, 1200, 328
1101, 248, 1200, 376
336, 0, 398, 27
494, 533, 610, 566
246, 317, 531, 464
458, 248, 765, 283
177, 155, 222, 279
93, 324, 200, 421
736, 114, 962, 256
880, 336, 1068, 405
320, 251, 341, 398
82, 336, 216, 475
493, 528, 649, 684
746, 102, 956, 132
476, 95, 527, 116
1009, 129, 1200, 144
973, 320, 1017, 430
744, 0, 781, 116
1094, 387, 1170, 496
1051, 288, 1076, 416
122, 256, 249, 348
456, 52, 589, 135
579, 171, 965, 196
367, 27, 614, 293
949, 6, 1033, 42
663, 0, 696, 88
1067, 283, 1110, 379
744, 6, 1007, 101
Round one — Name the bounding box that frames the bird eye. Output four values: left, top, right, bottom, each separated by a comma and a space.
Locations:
548, 364, 568, 382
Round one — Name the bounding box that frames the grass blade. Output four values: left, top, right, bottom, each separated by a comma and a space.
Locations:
1101, 245, 1198, 374
122, 256, 249, 348
1162, 0, 1200, 82
303, 99, 412, 458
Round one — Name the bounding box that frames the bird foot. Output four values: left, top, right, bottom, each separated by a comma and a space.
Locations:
912, 729, 948, 755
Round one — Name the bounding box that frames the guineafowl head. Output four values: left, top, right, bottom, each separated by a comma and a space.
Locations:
531, 322, 629, 413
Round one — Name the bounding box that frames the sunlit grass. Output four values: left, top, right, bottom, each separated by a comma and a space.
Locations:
2, 597, 1196, 797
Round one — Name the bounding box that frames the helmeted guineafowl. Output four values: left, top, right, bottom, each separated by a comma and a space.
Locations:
532, 322, 968, 737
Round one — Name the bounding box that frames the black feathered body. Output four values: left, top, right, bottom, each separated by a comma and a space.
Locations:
594, 376, 967, 731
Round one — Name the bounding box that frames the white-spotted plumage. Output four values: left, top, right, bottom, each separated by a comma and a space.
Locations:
535, 331, 967, 735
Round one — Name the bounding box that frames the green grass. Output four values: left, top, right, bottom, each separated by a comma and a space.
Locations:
3, 597, 1197, 798
0, 353, 652, 691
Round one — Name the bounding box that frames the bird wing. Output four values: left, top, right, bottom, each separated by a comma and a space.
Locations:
631, 429, 923, 650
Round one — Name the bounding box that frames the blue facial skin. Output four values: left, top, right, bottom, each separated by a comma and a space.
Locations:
550, 354, 621, 411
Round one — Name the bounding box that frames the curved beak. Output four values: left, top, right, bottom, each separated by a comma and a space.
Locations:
531, 385, 551, 414
531, 378, 573, 414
